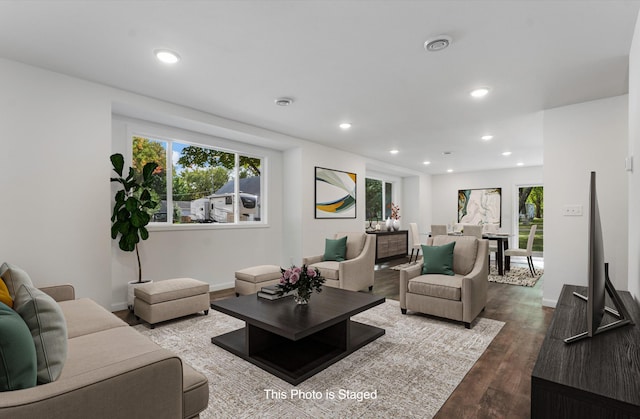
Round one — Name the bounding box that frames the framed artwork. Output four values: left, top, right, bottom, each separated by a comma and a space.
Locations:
315, 167, 357, 219
458, 188, 501, 226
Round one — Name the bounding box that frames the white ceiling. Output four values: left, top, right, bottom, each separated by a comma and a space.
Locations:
1, 1, 639, 175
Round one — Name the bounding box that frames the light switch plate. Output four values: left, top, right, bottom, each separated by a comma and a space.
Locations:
562, 205, 583, 216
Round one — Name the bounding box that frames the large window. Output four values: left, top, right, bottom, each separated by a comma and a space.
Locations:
131, 135, 263, 225
517, 186, 543, 253
365, 178, 393, 221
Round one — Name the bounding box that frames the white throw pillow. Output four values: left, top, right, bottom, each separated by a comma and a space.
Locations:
14, 284, 68, 384
0, 262, 34, 299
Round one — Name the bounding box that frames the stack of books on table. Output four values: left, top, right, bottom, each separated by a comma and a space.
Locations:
257, 284, 293, 300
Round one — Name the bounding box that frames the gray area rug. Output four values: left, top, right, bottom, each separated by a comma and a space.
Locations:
488, 266, 543, 287
392, 261, 543, 287
134, 299, 504, 419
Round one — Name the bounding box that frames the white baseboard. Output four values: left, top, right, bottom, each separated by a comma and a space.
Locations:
210, 281, 234, 292
111, 302, 128, 312
542, 298, 557, 308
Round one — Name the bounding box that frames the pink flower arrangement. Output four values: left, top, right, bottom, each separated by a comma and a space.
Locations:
391, 203, 401, 220
278, 264, 325, 301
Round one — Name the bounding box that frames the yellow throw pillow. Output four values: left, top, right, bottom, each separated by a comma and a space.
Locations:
0, 278, 13, 308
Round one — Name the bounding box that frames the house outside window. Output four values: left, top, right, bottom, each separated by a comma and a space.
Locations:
131, 135, 263, 225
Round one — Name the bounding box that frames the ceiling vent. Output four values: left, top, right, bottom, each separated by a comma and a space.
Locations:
424, 35, 452, 52
274, 97, 293, 106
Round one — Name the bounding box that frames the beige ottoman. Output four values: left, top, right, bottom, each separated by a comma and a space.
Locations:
235, 265, 282, 296
134, 278, 210, 328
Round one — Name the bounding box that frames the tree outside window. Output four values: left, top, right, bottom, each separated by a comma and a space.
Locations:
365, 178, 393, 222
131, 135, 263, 224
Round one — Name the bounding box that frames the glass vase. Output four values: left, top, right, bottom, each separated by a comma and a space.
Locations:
294, 287, 311, 305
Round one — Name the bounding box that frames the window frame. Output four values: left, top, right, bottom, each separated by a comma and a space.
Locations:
365, 176, 393, 221
124, 122, 268, 231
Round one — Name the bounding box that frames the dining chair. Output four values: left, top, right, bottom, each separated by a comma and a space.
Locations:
462, 224, 483, 238
483, 224, 499, 271
431, 224, 447, 236
483, 223, 499, 234
408, 223, 422, 263
505, 224, 537, 276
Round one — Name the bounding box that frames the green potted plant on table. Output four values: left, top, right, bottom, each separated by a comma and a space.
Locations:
110, 153, 160, 310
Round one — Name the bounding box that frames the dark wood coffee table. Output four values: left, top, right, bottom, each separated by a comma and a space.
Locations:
210, 287, 385, 385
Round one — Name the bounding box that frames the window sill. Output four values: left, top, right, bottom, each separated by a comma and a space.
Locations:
147, 222, 269, 232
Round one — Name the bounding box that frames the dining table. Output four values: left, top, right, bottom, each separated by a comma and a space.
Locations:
429, 231, 511, 276
482, 233, 510, 276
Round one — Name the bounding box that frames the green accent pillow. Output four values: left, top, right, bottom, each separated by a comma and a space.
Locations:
421, 242, 456, 276
14, 284, 68, 384
0, 301, 37, 391
324, 236, 348, 262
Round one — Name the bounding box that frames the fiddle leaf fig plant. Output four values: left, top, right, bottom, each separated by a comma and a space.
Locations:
110, 153, 160, 283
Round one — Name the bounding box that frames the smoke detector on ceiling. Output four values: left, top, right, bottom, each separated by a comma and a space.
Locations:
424, 35, 452, 52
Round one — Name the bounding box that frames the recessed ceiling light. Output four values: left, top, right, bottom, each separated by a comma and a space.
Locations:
390, 149, 399, 154
502, 151, 512, 156
274, 97, 293, 106
442, 151, 453, 155
423, 161, 431, 165
481, 135, 493, 141
424, 35, 452, 52
154, 49, 180, 64
517, 162, 524, 166
339, 123, 352, 129
470, 87, 490, 98
447, 169, 454, 173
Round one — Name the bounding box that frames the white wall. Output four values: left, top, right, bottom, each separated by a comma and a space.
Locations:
0, 58, 291, 311
401, 174, 432, 249
431, 166, 544, 237
110, 117, 284, 309
0, 57, 418, 311
629, 10, 640, 301
283, 143, 432, 263
14, 52, 628, 313
285, 143, 369, 263
0, 58, 113, 308
543, 95, 629, 307
282, 147, 304, 267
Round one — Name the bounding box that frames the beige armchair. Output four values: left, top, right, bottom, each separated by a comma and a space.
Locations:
399, 235, 488, 328
303, 232, 375, 292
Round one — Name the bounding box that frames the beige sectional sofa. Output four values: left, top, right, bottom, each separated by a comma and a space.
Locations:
0, 284, 209, 419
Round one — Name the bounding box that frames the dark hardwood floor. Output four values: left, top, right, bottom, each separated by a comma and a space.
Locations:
375, 257, 553, 419
365, 257, 553, 418
116, 258, 553, 418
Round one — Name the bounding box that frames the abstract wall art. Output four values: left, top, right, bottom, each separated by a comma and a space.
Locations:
457, 187, 502, 226
315, 167, 357, 219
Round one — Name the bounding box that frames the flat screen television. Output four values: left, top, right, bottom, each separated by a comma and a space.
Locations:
564, 171, 633, 344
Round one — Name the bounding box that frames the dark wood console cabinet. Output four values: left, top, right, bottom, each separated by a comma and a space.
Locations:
531, 284, 640, 418
366, 230, 408, 263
